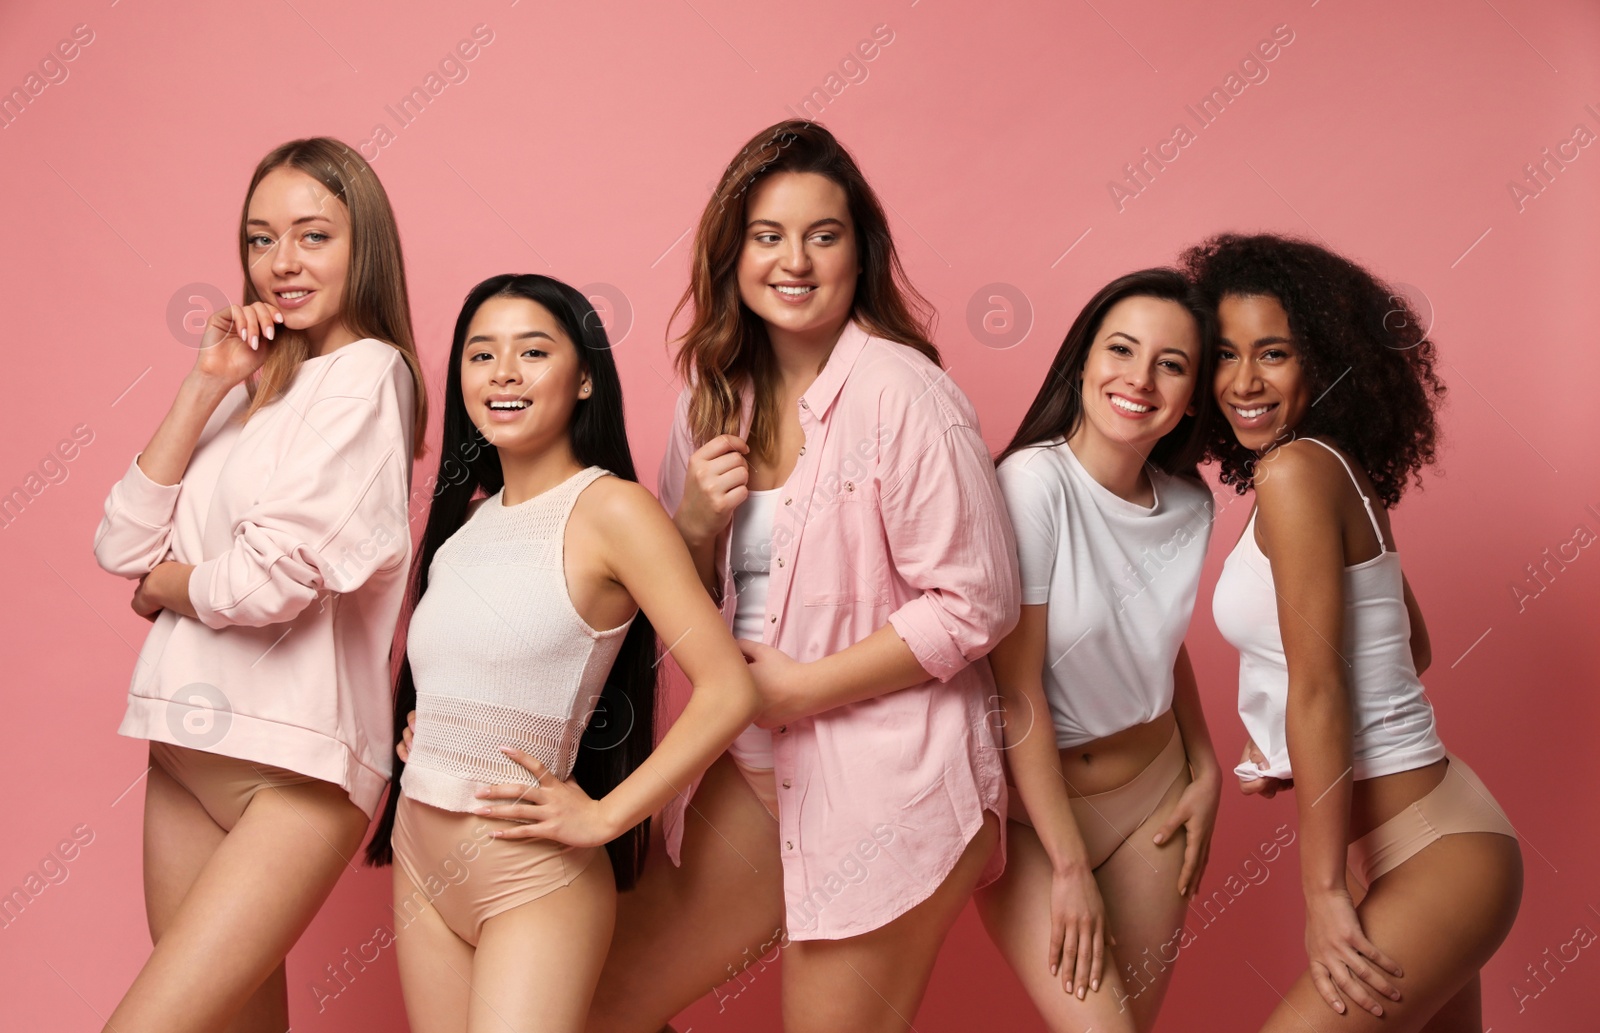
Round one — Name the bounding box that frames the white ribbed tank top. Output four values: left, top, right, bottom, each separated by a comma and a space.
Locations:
400, 466, 635, 813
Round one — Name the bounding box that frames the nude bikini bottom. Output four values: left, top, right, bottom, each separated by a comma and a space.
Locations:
1006, 727, 1188, 870
1346, 754, 1517, 891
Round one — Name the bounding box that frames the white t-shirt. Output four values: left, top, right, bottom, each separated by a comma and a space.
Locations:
996, 439, 1214, 748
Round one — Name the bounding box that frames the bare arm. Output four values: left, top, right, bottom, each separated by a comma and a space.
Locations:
480, 482, 759, 845
1256, 442, 1403, 1017
988, 604, 1111, 997
1155, 644, 1221, 896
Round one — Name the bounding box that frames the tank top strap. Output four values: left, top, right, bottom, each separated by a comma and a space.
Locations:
1300, 438, 1385, 551
552, 466, 612, 525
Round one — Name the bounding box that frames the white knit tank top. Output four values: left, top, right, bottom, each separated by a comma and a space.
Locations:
400, 466, 635, 813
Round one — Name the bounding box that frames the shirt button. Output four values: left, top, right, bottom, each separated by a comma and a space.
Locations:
798, 446, 806, 455
799, 399, 809, 410
777, 557, 784, 567
844, 481, 854, 492
786, 840, 794, 849
778, 725, 787, 734
783, 498, 792, 505
782, 778, 792, 789
769, 615, 777, 624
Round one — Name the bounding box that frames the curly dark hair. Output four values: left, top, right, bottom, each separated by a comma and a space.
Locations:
1180, 233, 1446, 507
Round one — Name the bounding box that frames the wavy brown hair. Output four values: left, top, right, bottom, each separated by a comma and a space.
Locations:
672, 120, 938, 460
237, 137, 428, 457
1181, 233, 1445, 507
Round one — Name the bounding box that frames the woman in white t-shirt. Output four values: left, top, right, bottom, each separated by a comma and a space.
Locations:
976, 269, 1222, 1032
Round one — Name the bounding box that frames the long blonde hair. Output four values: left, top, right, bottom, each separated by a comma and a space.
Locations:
237, 138, 428, 456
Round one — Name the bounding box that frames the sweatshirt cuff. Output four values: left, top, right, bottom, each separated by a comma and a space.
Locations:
116, 453, 182, 526
187, 555, 227, 629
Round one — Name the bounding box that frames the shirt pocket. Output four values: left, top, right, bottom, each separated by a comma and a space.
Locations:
797, 492, 890, 607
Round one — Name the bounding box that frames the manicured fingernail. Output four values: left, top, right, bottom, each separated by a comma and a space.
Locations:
472, 807, 490, 815
1334, 1002, 1344, 1014
273, 312, 283, 323
264, 325, 274, 340
1091, 979, 1099, 991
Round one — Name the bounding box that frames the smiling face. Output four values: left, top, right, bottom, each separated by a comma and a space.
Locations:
1214, 292, 1312, 451
246, 166, 355, 351
1071, 295, 1200, 455
736, 171, 859, 349
459, 295, 590, 456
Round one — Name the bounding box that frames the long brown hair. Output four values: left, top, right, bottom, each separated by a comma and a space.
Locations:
237, 138, 428, 456
672, 120, 938, 460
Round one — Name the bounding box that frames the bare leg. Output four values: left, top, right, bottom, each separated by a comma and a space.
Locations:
105, 775, 370, 1033
781, 811, 1000, 1033
587, 753, 786, 1033
140, 757, 295, 1033
1089, 768, 1192, 1030
393, 866, 476, 1033
974, 769, 1191, 1033
1258, 832, 1522, 1032
469, 851, 616, 1033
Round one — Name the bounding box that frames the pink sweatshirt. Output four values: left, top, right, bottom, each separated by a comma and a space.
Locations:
92, 338, 417, 817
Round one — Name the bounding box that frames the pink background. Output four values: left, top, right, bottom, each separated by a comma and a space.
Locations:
3, 1, 1597, 1029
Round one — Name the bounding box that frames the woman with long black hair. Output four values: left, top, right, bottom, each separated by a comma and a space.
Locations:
365, 274, 757, 1033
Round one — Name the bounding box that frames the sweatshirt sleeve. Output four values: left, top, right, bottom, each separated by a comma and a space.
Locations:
188, 350, 416, 630
92, 453, 184, 579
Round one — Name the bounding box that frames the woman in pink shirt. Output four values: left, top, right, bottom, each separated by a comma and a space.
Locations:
91, 138, 426, 1033
587, 119, 1022, 1031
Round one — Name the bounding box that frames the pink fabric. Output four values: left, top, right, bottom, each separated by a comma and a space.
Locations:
657, 321, 1020, 940
92, 339, 416, 817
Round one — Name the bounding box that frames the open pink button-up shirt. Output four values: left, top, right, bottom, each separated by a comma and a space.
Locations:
658, 322, 1021, 940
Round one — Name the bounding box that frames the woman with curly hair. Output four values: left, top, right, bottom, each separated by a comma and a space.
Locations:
1187, 233, 1522, 1031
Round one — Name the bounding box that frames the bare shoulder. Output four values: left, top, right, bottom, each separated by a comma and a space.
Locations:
1253, 438, 1347, 512
572, 475, 672, 536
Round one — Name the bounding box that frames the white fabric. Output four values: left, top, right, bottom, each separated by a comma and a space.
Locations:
726, 488, 781, 769
401, 467, 634, 812
1213, 439, 1445, 782
996, 440, 1213, 748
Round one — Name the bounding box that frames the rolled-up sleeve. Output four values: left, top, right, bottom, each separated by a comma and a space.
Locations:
189, 361, 414, 630
92, 454, 184, 578
882, 424, 1021, 683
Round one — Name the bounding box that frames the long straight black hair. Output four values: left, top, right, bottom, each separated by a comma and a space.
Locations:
998, 268, 1217, 476
365, 273, 658, 891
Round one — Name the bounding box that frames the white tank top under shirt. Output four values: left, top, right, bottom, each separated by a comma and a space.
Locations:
726, 487, 782, 769
401, 467, 635, 813
1212, 438, 1444, 782
996, 439, 1214, 749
